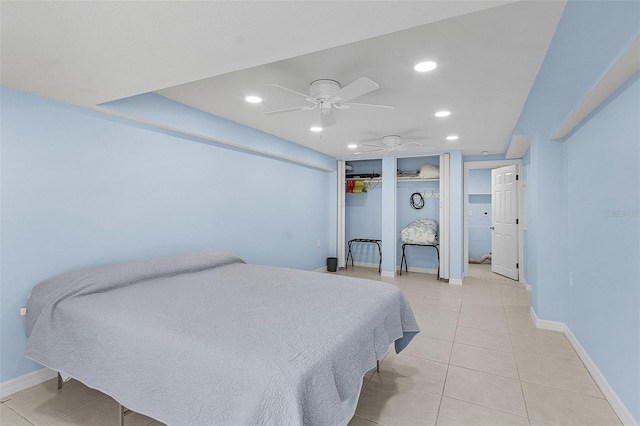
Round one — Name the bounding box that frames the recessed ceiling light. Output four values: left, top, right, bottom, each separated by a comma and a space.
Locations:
347, 144, 358, 149
446, 135, 459, 141
310, 126, 323, 133
435, 110, 451, 118
245, 95, 262, 104
482, 151, 489, 155
414, 61, 437, 72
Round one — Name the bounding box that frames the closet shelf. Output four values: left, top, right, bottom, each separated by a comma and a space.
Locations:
346, 176, 439, 191
345, 177, 438, 182
397, 177, 439, 182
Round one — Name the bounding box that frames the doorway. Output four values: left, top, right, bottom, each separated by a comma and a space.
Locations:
463, 160, 524, 283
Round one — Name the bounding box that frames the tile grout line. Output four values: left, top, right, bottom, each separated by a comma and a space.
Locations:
502, 284, 534, 425
42, 394, 111, 426
2, 401, 37, 426
434, 288, 463, 426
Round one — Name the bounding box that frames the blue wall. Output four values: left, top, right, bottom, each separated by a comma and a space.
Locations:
0, 88, 336, 383
514, 0, 640, 421
564, 77, 639, 422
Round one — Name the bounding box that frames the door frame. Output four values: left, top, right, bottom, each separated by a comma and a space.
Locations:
463, 159, 525, 284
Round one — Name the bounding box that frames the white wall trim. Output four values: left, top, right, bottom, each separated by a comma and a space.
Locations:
351, 262, 440, 278
563, 327, 638, 426
0, 368, 57, 399
381, 271, 396, 278
400, 266, 438, 275
529, 306, 565, 331
314, 267, 328, 273
530, 307, 638, 426
350, 261, 381, 270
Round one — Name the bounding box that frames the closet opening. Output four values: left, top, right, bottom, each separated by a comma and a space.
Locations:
337, 154, 450, 279
343, 159, 383, 270
396, 156, 441, 278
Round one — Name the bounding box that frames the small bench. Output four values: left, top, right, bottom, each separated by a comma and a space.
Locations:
346, 239, 382, 273
400, 243, 440, 280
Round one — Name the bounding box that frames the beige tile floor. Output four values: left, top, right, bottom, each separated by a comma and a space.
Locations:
0, 264, 622, 426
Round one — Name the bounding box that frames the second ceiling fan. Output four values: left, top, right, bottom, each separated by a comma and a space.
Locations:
262, 77, 393, 128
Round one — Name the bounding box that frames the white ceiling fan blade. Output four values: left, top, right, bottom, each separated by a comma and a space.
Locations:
361, 142, 383, 148
354, 148, 386, 155
261, 106, 308, 115
320, 109, 336, 127
403, 141, 423, 146
343, 102, 394, 109
330, 77, 379, 103
267, 84, 315, 102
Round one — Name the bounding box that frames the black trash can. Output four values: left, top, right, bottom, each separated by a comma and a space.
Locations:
326, 257, 338, 272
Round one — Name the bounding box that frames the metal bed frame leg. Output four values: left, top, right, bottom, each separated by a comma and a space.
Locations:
57, 372, 63, 389
376, 360, 379, 373
118, 404, 132, 426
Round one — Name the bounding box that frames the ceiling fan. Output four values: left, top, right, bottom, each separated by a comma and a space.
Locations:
354, 135, 426, 154
262, 77, 393, 128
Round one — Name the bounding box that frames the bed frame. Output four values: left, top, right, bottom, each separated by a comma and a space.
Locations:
57, 372, 131, 426
55, 362, 381, 426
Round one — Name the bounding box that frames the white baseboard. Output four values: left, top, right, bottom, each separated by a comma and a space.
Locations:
314, 267, 328, 272
563, 327, 638, 426
530, 307, 637, 425
0, 367, 57, 399
381, 271, 396, 278
529, 307, 565, 332
400, 266, 438, 275
349, 261, 380, 269
449, 278, 463, 285
519, 277, 532, 291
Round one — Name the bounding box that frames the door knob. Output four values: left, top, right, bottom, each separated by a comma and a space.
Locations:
490, 226, 495, 230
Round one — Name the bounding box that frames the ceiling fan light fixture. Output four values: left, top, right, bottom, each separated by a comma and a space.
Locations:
435, 110, 451, 117
310, 126, 323, 133
446, 135, 459, 141
245, 95, 262, 104
414, 61, 437, 72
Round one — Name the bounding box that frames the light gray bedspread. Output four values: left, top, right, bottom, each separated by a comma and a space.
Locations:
25, 250, 419, 426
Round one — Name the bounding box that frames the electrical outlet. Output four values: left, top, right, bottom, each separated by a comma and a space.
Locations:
316, 239, 321, 247
469, 210, 473, 216
20, 308, 27, 316
569, 272, 574, 288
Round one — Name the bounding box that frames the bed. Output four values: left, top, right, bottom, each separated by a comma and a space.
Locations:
24, 250, 419, 426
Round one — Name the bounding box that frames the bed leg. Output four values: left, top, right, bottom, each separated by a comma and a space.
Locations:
57, 372, 63, 390
119, 404, 125, 426
376, 360, 379, 373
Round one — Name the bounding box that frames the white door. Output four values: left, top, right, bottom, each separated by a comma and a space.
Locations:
491, 165, 519, 280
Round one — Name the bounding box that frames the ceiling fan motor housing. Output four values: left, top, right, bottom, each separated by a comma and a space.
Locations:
382, 135, 402, 148
310, 79, 341, 100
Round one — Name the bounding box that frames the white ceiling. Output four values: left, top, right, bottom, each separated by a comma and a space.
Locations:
1, 1, 566, 159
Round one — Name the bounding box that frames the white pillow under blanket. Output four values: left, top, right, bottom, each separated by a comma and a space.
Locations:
418, 164, 440, 179
401, 219, 439, 245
